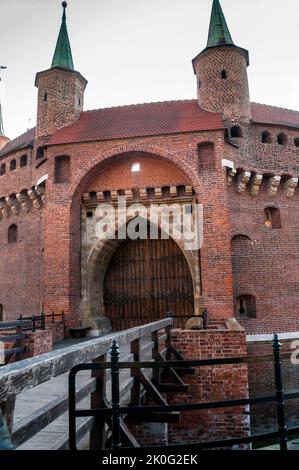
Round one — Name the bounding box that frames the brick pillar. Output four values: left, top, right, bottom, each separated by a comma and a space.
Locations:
47, 322, 65, 343
24, 329, 53, 358
167, 322, 250, 447
200, 140, 235, 319
43, 179, 80, 329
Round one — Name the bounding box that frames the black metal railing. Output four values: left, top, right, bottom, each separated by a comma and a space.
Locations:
0, 321, 28, 365
17, 312, 64, 332
69, 332, 298, 451
166, 309, 208, 330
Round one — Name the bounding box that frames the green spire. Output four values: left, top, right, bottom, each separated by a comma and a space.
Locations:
207, 0, 234, 48
51, 2, 74, 70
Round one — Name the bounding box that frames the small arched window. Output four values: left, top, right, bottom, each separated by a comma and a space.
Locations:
221, 69, 227, 79
277, 133, 287, 146
294, 138, 299, 148
10, 159, 16, 171
262, 131, 272, 144
0, 163, 5, 176
264, 207, 281, 229
54, 155, 70, 184
20, 155, 27, 168
44, 92, 48, 102
36, 147, 45, 159
0, 304, 3, 322
231, 126, 242, 138
8, 224, 18, 244
198, 142, 215, 172
236, 295, 256, 318
146, 187, 155, 199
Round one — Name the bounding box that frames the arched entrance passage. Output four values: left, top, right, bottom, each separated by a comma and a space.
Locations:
103, 236, 194, 331
77, 149, 204, 331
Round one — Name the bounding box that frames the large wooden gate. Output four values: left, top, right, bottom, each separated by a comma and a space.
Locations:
103, 237, 194, 330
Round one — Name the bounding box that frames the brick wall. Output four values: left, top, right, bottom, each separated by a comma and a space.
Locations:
194, 46, 251, 122
0, 209, 44, 321
166, 327, 250, 446
35, 68, 86, 139
47, 322, 64, 343
40, 131, 235, 326
229, 172, 299, 334
85, 153, 189, 192
1, 96, 299, 335
23, 329, 53, 358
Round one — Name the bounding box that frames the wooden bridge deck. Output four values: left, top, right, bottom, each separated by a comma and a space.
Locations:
11, 333, 152, 450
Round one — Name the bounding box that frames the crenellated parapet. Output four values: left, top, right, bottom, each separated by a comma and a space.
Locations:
28, 189, 43, 209
250, 174, 263, 196
5, 196, 20, 215
0, 186, 45, 222
237, 172, 251, 194
225, 165, 299, 198
268, 176, 281, 197
82, 185, 195, 207
16, 193, 31, 212
284, 177, 298, 198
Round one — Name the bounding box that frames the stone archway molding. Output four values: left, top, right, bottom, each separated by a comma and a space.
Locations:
81, 214, 202, 333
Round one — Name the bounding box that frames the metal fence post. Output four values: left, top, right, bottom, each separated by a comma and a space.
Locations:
32, 315, 36, 333
130, 338, 141, 406
202, 308, 208, 330
90, 354, 107, 450
110, 340, 121, 449
151, 330, 160, 385
273, 333, 288, 451
41, 313, 46, 330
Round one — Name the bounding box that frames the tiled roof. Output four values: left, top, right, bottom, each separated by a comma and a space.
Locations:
251, 103, 299, 129
2, 102, 299, 158
47, 100, 223, 146
0, 128, 35, 159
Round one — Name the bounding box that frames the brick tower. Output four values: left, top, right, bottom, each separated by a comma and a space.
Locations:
193, 0, 251, 123
35, 2, 87, 139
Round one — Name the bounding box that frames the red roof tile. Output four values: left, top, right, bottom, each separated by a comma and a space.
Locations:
0, 128, 35, 159
47, 100, 223, 146
251, 103, 299, 129
3, 102, 299, 158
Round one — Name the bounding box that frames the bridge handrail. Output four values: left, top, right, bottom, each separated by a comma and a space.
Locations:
0, 318, 172, 401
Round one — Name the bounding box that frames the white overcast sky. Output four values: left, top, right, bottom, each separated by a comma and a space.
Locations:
1, 0, 299, 139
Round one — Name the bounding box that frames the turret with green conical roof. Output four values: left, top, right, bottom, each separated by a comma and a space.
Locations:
51, 1, 74, 70
207, 0, 234, 47
192, 0, 251, 122
35, 2, 87, 139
